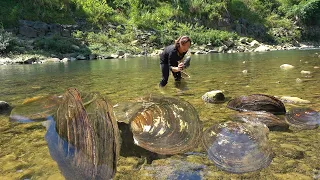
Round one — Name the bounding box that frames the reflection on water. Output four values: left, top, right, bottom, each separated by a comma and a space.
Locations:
0, 49, 320, 179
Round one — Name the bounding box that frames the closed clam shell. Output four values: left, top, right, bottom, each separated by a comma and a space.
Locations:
232, 111, 289, 130
130, 95, 203, 155
54, 88, 119, 179
202, 121, 273, 173
285, 108, 320, 129
227, 94, 286, 115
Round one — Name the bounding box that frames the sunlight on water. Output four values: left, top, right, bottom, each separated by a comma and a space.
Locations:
0, 49, 319, 179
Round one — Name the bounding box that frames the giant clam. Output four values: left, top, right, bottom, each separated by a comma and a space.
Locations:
129, 95, 203, 155
54, 88, 120, 179
202, 121, 273, 173
232, 111, 289, 130
285, 108, 320, 130
9, 95, 63, 123
227, 94, 286, 115
9, 88, 119, 179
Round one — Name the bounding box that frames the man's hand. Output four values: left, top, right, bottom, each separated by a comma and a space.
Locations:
178, 62, 184, 70
171, 67, 181, 72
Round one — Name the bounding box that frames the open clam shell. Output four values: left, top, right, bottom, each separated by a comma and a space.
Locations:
227, 94, 286, 115
9, 95, 63, 123
113, 101, 144, 124
129, 95, 203, 155
285, 108, 320, 130
202, 121, 273, 173
232, 111, 289, 130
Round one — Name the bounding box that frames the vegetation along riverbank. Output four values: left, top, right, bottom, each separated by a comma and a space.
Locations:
0, 0, 320, 65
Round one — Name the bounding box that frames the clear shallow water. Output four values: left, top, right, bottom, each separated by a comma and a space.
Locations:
0, 49, 320, 179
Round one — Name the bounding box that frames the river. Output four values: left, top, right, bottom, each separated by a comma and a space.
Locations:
0, 49, 319, 179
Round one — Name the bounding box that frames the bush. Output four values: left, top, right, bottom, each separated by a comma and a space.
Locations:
33, 34, 89, 54
0, 26, 14, 54
297, 0, 320, 26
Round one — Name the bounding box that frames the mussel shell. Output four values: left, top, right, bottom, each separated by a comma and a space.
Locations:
55, 88, 119, 179
113, 101, 144, 124
232, 111, 289, 130
285, 108, 320, 130
9, 95, 63, 123
202, 121, 273, 173
227, 94, 286, 115
130, 95, 203, 155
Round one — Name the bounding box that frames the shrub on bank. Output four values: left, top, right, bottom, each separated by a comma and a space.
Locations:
0, 25, 15, 54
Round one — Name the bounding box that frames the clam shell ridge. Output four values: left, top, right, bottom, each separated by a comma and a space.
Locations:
285, 108, 320, 130
202, 121, 273, 173
129, 96, 203, 155
55, 88, 119, 179
227, 94, 286, 115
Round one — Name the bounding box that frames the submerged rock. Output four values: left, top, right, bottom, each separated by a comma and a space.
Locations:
0, 101, 10, 114
280, 64, 294, 70
280, 96, 311, 104
202, 90, 225, 103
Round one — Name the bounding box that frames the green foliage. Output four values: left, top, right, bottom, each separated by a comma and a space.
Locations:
0, 25, 15, 54
297, 0, 320, 25
156, 21, 238, 46
265, 14, 293, 28
0, 0, 318, 54
33, 34, 89, 54
71, 0, 114, 27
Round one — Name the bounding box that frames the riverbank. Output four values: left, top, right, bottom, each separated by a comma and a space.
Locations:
1, 39, 319, 66
1, 20, 320, 65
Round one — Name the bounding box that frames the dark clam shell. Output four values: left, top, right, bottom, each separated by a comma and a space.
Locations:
202, 121, 273, 173
227, 94, 286, 115
129, 95, 203, 155
54, 88, 119, 179
232, 111, 289, 130
285, 108, 320, 129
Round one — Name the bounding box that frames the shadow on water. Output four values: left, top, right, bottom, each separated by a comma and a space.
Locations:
118, 122, 165, 164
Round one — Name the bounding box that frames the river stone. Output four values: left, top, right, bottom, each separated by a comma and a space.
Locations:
0, 101, 10, 113
301, 70, 311, 75
202, 90, 225, 103
280, 96, 311, 104
254, 45, 270, 52
280, 64, 294, 70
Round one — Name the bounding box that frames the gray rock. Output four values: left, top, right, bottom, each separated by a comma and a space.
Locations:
117, 50, 125, 56
250, 40, 260, 48
254, 45, 270, 52
202, 90, 225, 103
89, 54, 97, 60
19, 26, 37, 38
76, 54, 86, 60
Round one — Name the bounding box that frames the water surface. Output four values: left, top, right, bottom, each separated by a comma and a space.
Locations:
0, 49, 319, 179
